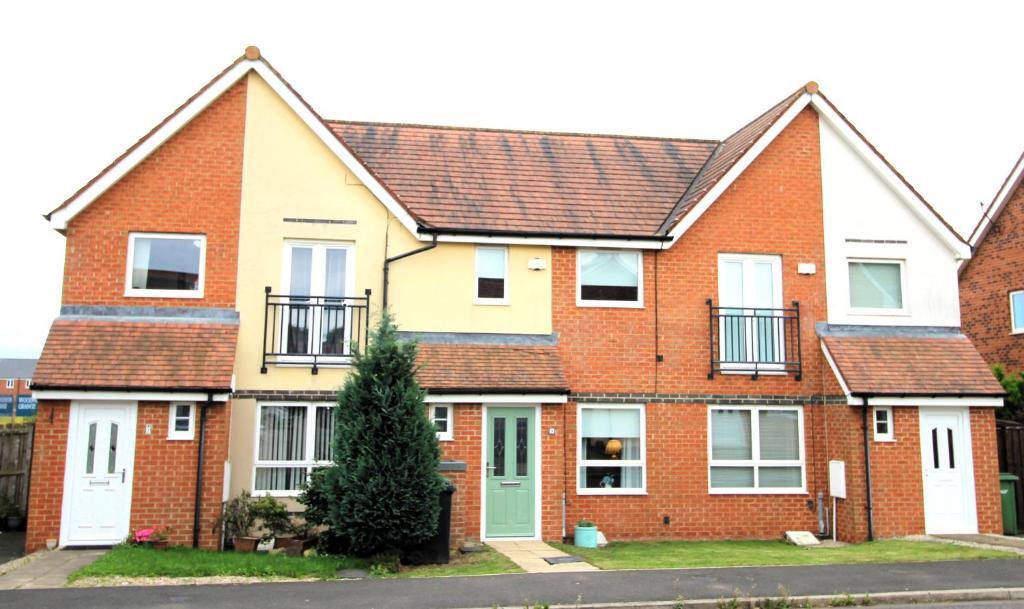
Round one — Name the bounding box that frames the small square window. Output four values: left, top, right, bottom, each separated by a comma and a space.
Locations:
24, 379, 30, 390
126, 233, 206, 298
431, 405, 453, 441
1010, 291, 1024, 333
577, 250, 643, 307
4, 379, 12, 389
168, 403, 195, 440
475, 247, 507, 304
873, 407, 894, 442
849, 260, 904, 312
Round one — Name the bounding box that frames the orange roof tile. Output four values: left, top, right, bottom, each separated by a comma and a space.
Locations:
416, 343, 568, 393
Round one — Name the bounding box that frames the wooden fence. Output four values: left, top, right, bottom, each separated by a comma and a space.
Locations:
996, 420, 1024, 529
0, 425, 33, 515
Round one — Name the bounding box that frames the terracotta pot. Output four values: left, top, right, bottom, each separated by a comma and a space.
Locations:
285, 537, 316, 557
273, 535, 295, 550
151, 540, 169, 551
233, 536, 260, 552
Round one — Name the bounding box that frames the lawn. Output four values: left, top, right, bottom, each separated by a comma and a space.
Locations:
68, 545, 368, 582
390, 546, 522, 578
549, 539, 1020, 570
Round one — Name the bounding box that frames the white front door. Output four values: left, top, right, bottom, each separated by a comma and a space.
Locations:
919, 408, 977, 534
61, 402, 137, 546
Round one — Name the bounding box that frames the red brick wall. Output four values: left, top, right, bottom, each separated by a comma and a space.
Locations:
439, 405, 482, 547
60, 78, 247, 308
25, 400, 229, 552
971, 407, 1003, 533
960, 182, 1024, 371
869, 407, 925, 538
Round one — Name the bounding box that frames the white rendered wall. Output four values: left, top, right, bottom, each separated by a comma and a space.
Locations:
819, 115, 962, 327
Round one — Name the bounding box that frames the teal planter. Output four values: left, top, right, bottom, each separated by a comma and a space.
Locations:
574, 525, 598, 548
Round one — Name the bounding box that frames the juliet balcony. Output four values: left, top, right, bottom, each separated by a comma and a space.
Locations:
707, 299, 802, 380
261, 287, 372, 374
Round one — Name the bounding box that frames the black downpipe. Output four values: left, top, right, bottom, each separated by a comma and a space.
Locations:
861, 398, 875, 541
192, 396, 211, 548
383, 234, 438, 309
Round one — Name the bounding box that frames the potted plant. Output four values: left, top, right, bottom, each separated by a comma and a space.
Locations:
283, 522, 318, 557
216, 492, 259, 552
149, 529, 170, 551
1, 498, 24, 532
251, 495, 292, 550
574, 519, 598, 548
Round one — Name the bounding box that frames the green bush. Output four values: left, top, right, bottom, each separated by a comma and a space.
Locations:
992, 365, 1024, 422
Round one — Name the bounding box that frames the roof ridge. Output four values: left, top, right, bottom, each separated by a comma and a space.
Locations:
328, 119, 721, 145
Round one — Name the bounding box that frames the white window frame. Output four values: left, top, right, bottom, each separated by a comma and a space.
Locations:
716, 253, 785, 373
873, 406, 895, 442
252, 402, 335, 497
431, 404, 454, 441
124, 232, 207, 298
707, 405, 806, 495
4, 379, 12, 389
847, 258, 909, 316
167, 402, 195, 441
278, 240, 358, 365
576, 249, 644, 308
474, 246, 509, 305
1010, 290, 1024, 334
24, 379, 30, 390
576, 403, 647, 495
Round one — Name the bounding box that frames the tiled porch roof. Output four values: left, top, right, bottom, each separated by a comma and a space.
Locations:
415, 343, 568, 394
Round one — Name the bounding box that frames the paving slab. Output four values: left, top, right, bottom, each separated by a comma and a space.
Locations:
936, 534, 1024, 551
487, 540, 598, 573
0, 548, 107, 590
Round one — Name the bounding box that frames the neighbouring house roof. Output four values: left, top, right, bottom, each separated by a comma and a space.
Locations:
820, 330, 1004, 397
963, 147, 1024, 266
0, 359, 36, 380
33, 317, 238, 392
330, 121, 718, 237
415, 343, 569, 393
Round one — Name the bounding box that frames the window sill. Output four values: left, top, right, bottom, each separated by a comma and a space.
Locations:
576, 301, 645, 309
166, 435, 195, 441
719, 369, 790, 377
474, 298, 509, 306
251, 490, 301, 498
847, 308, 910, 317
708, 488, 807, 495
576, 489, 647, 496
125, 290, 204, 299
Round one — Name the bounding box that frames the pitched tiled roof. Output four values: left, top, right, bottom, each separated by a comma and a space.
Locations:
33, 319, 237, 391
415, 343, 568, 393
329, 121, 718, 237
822, 334, 1004, 396
0, 359, 36, 379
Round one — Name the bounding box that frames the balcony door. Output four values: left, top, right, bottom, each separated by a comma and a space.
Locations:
717, 254, 784, 368
282, 242, 355, 357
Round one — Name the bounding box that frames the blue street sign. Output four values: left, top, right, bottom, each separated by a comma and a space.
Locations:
16, 396, 36, 417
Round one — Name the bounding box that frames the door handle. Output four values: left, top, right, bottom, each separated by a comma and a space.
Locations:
486, 463, 496, 478
121, 468, 126, 483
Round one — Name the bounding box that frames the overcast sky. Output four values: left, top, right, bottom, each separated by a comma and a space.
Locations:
2, 1, 1023, 358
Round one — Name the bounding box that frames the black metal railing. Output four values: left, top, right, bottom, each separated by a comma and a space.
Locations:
707, 299, 802, 380
261, 287, 372, 374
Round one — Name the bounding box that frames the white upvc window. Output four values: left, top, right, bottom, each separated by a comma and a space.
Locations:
577, 404, 646, 495
253, 403, 335, 495
717, 253, 785, 370
848, 259, 907, 315
24, 379, 30, 390
475, 246, 508, 305
1010, 290, 1024, 334
125, 232, 206, 298
430, 405, 453, 441
708, 406, 805, 494
4, 379, 12, 389
167, 403, 195, 441
577, 250, 643, 308
279, 241, 357, 360
873, 407, 894, 442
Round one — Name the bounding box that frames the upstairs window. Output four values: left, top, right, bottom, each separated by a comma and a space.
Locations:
475, 247, 508, 304
849, 260, 904, 313
126, 233, 206, 298
4, 379, 12, 389
1010, 291, 1024, 333
282, 241, 355, 357
577, 250, 642, 307
24, 379, 30, 390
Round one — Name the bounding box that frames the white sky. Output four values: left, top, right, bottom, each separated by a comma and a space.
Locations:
2, 0, 1023, 358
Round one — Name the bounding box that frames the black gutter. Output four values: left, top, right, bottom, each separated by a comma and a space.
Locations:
192, 394, 212, 548
418, 226, 672, 242
861, 398, 875, 541
425, 387, 570, 395
383, 233, 438, 309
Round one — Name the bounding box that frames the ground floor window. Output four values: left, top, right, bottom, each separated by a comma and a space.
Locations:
708, 405, 804, 493
430, 404, 453, 441
577, 405, 646, 494
254, 403, 335, 494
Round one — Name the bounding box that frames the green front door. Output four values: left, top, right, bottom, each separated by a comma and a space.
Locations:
485, 407, 536, 537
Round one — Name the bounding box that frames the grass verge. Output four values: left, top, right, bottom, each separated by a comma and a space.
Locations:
549, 539, 1019, 570
388, 546, 522, 578
68, 545, 368, 582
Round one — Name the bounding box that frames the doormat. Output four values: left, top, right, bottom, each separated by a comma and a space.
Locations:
543, 555, 585, 565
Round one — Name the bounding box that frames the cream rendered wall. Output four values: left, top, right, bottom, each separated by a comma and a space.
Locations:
819, 115, 962, 327
228, 72, 552, 496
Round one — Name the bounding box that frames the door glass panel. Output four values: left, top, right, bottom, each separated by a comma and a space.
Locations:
86, 422, 97, 474
321, 249, 348, 355
108, 422, 119, 474
720, 261, 746, 362
947, 427, 955, 469
287, 247, 313, 354
931, 427, 939, 469
516, 417, 528, 477
492, 417, 505, 477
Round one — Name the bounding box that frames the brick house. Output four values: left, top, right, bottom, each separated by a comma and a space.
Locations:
0, 358, 37, 424
27, 47, 1004, 553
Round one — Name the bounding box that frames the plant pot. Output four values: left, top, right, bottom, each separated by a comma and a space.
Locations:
233, 536, 260, 552
151, 540, 169, 551
5, 516, 24, 532
285, 537, 316, 557
273, 535, 296, 550
574, 526, 598, 548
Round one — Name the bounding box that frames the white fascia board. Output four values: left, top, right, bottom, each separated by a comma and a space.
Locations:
422, 232, 667, 250
48, 60, 255, 230
424, 393, 567, 404
667, 93, 813, 244
810, 96, 970, 260
861, 395, 1003, 407
33, 390, 230, 402
819, 339, 854, 401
